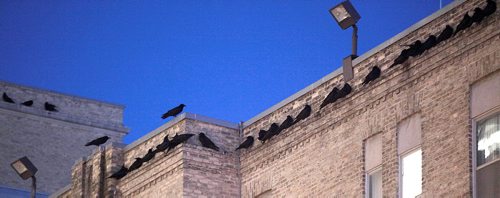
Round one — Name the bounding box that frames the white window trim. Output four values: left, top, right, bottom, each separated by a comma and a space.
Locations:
365, 165, 382, 198
398, 146, 422, 198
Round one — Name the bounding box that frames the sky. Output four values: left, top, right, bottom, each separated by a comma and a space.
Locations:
0, 0, 453, 144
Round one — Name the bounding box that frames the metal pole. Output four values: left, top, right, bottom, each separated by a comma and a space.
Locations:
31, 176, 36, 198
352, 24, 358, 56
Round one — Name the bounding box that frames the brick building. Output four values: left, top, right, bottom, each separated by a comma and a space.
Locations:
0, 81, 128, 196
52, 0, 499, 197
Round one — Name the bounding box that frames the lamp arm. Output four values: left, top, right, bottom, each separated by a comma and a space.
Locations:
31, 176, 36, 198
352, 24, 358, 56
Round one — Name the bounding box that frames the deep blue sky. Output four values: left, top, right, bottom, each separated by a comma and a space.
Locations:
0, 0, 452, 144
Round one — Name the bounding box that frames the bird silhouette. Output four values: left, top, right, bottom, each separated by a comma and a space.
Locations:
142, 148, 156, 163
362, 66, 381, 85
405, 40, 424, 57
168, 133, 195, 152
338, 83, 352, 98
437, 25, 454, 43
198, 133, 219, 151
21, 100, 33, 107
156, 134, 171, 152
261, 123, 280, 143
320, 87, 340, 109
483, 0, 497, 17
85, 136, 110, 147
471, 7, 486, 24
279, 116, 294, 132
236, 136, 254, 150
2, 93, 15, 104
108, 165, 128, 180
422, 35, 437, 51
257, 130, 268, 142
44, 102, 58, 112
391, 49, 410, 68
294, 105, 312, 124
454, 13, 473, 36
128, 158, 143, 172
161, 104, 186, 119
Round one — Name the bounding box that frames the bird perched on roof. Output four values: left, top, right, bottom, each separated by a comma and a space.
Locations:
108, 165, 128, 180
257, 130, 268, 142
390, 49, 410, 68
362, 66, 381, 85
128, 158, 144, 172
2, 93, 15, 104
161, 104, 186, 119
294, 105, 312, 124
320, 87, 339, 109
454, 13, 473, 36
142, 148, 156, 163
261, 123, 280, 143
471, 7, 486, 24
236, 136, 254, 150
21, 100, 33, 107
338, 83, 352, 98
156, 134, 171, 152
198, 133, 219, 151
279, 116, 294, 132
168, 133, 195, 152
85, 136, 110, 147
483, 0, 497, 17
405, 40, 424, 57
44, 102, 58, 112
421, 35, 437, 51
437, 25, 454, 43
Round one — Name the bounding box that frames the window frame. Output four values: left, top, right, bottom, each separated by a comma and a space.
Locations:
365, 165, 382, 198
398, 146, 422, 198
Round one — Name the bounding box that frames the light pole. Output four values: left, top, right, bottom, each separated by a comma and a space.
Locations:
329, 0, 361, 81
11, 156, 38, 198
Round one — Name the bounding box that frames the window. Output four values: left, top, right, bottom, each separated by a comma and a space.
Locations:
365, 133, 382, 198
401, 149, 422, 198
476, 112, 500, 167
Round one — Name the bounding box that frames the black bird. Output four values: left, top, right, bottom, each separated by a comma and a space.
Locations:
156, 134, 171, 152
338, 83, 352, 98
142, 148, 156, 163
362, 66, 381, 85
21, 100, 33, 107
320, 87, 339, 109
2, 93, 15, 103
235, 136, 254, 150
198, 133, 219, 151
483, 0, 497, 17
390, 49, 410, 67
454, 13, 473, 36
85, 136, 110, 147
421, 35, 437, 51
128, 158, 143, 172
279, 116, 294, 132
257, 130, 268, 142
294, 105, 312, 124
161, 104, 186, 119
405, 40, 424, 57
437, 25, 454, 43
108, 165, 128, 180
261, 123, 280, 142
44, 102, 58, 112
471, 7, 486, 24
168, 133, 195, 152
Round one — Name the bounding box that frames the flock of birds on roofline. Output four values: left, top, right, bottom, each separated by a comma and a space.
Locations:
2, 92, 58, 112
4, 0, 496, 181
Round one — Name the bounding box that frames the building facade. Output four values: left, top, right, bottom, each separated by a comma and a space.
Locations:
53, 0, 499, 197
0, 81, 128, 196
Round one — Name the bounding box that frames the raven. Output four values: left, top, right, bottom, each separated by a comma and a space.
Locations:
279, 116, 294, 132
454, 13, 473, 36
108, 165, 128, 180
198, 133, 219, 151
44, 102, 58, 112
483, 0, 497, 17
390, 49, 410, 67
362, 66, 381, 85
168, 133, 195, 152
128, 158, 143, 172
156, 134, 170, 152
257, 130, 268, 142
142, 148, 156, 163
85, 136, 110, 147
437, 25, 454, 43
338, 83, 352, 98
261, 123, 280, 143
161, 104, 186, 119
294, 105, 312, 124
21, 100, 33, 107
320, 87, 339, 109
236, 136, 254, 150
471, 7, 486, 24
422, 35, 437, 51
2, 93, 15, 103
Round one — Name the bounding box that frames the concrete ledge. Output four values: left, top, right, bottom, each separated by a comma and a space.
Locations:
242, 0, 466, 127
49, 184, 70, 198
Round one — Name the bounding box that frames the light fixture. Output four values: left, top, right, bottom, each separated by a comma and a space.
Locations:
11, 156, 38, 198
329, 0, 361, 81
